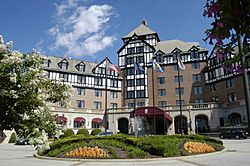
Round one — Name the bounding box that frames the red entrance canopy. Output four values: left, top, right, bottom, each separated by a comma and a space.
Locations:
92, 118, 103, 123
74, 117, 85, 123
130, 107, 173, 121
56, 116, 67, 122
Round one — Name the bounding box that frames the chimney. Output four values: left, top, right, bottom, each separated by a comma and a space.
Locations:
141, 19, 148, 26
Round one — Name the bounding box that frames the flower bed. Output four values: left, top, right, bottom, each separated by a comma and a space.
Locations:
65, 146, 110, 158
40, 134, 224, 159
184, 141, 215, 154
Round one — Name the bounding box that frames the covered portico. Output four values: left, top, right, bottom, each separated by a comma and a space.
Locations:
129, 107, 173, 135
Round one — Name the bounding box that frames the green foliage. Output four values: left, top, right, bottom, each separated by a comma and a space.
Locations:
91, 128, 102, 135
44, 134, 224, 159
64, 129, 75, 138
0, 36, 70, 142
48, 142, 87, 157
8, 132, 16, 143
77, 128, 89, 136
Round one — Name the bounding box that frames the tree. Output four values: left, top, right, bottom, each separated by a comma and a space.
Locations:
203, 0, 250, 67
204, 0, 250, 132
0, 35, 70, 146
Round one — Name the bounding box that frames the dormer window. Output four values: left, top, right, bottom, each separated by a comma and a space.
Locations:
76, 62, 85, 72
43, 59, 51, 67
191, 50, 199, 59
156, 53, 164, 63
173, 52, 180, 61
58, 59, 68, 70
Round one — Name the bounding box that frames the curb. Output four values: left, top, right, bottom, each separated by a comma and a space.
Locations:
34, 147, 227, 162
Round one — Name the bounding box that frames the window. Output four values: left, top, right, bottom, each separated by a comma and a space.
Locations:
110, 103, 118, 108
136, 78, 145, 86
136, 90, 145, 98
137, 102, 145, 107
136, 56, 144, 63
43, 59, 51, 67
226, 78, 235, 88
175, 88, 184, 95
127, 47, 135, 54
173, 52, 180, 61
158, 77, 165, 84
191, 50, 199, 59
126, 68, 134, 76
228, 93, 237, 102
97, 67, 106, 74
211, 96, 219, 102
156, 54, 164, 63
175, 76, 183, 83
95, 90, 102, 97
77, 100, 85, 108
78, 64, 85, 72
192, 74, 201, 82
192, 62, 200, 69
94, 78, 103, 86
77, 88, 85, 96
176, 100, 185, 105
74, 120, 85, 128
210, 84, 217, 92
110, 79, 118, 87
110, 91, 118, 98
194, 86, 203, 94
194, 99, 204, 104
126, 91, 134, 99
77, 75, 86, 84
127, 79, 134, 87
128, 103, 134, 108
61, 62, 68, 70
59, 73, 68, 82
127, 57, 134, 65
158, 89, 166, 96
94, 101, 102, 109
136, 46, 144, 53
158, 101, 167, 108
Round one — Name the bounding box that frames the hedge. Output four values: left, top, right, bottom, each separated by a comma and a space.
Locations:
77, 129, 89, 136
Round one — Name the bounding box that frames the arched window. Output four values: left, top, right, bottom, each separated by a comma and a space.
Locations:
74, 117, 85, 128
92, 118, 103, 128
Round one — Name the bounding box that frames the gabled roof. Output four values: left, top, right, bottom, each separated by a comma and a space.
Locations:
117, 34, 155, 54
154, 40, 206, 54
41, 55, 97, 75
123, 20, 158, 39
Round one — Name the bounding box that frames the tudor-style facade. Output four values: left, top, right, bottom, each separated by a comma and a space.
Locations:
117, 20, 209, 108
118, 20, 158, 108
42, 56, 122, 132
204, 46, 250, 127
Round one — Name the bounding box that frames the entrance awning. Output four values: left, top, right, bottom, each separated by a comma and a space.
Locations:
130, 107, 173, 121
56, 116, 67, 122
92, 118, 103, 123
74, 117, 85, 123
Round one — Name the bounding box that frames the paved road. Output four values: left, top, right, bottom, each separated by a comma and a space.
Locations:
0, 139, 250, 166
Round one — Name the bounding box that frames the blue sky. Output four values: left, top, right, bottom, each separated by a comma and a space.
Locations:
0, 0, 212, 64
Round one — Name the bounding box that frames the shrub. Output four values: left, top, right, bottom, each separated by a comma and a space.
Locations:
64, 129, 75, 138
77, 129, 89, 136
91, 129, 102, 135
8, 132, 16, 143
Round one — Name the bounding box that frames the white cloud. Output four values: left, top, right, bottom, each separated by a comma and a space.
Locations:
48, 0, 116, 56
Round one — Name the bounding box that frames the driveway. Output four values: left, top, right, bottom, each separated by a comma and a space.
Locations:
0, 139, 250, 166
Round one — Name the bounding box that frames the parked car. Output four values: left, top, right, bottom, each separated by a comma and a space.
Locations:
95, 131, 113, 137
219, 129, 248, 139
15, 138, 30, 145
